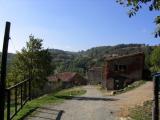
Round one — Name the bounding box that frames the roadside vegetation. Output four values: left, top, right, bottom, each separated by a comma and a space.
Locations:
115, 80, 147, 95
119, 101, 152, 120
129, 101, 152, 120
8, 87, 86, 120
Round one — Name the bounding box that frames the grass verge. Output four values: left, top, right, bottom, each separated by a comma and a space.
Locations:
10, 87, 86, 120
128, 101, 152, 120
129, 100, 160, 120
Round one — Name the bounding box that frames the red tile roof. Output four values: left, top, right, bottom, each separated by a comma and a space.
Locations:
47, 72, 77, 82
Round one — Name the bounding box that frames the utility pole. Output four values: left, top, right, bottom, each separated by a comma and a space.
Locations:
0, 22, 11, 120
153, 73, 159, 120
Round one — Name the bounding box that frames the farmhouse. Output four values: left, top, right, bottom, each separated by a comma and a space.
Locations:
103, 52, 144, 90
47, 72, 87, 89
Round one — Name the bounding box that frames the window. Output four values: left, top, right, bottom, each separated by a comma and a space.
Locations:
114, 65, 118, 71
113, 64, 127, 72
119, 65, 127, 72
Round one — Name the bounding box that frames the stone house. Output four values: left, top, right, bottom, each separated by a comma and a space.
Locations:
47, 72, 87, 89
103, 52, 144, 90
44, 75, 62, 93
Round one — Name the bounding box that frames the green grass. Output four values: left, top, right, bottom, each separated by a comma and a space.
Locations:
6, 87, 86, 120
55, 87, 86, 96
115, 80, 147, 95
129, 101, 152, 120
129, 100, 160, 120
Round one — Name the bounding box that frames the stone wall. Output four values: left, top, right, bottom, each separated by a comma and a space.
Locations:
103, 53, 144, 90
43, 81, 62, 93
87, 67, 103, 85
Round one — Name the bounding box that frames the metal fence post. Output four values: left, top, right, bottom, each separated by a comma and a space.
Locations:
21, 84, 23, 108
0, 22, 11, 120
153, 74, 159, 120
7, 90, 10, 120
15, 86, 17, 113
29, 78, 31, 100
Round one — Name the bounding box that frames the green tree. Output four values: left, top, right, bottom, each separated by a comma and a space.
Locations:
116, 0, 160, 37
144, 45, 152, 68
150, 46, 160, 72
7, 35, 53, 97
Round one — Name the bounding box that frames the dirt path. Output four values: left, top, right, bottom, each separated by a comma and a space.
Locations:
115, 81, 153, 107
26, 82, 153, 120
113, 81, 153, 117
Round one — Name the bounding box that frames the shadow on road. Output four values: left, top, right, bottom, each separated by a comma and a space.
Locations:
28, 107, 64, 120
55, 96, 119, 101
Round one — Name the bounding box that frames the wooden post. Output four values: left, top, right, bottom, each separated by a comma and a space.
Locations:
0, 22, 11, 120
153, 74, 159, 120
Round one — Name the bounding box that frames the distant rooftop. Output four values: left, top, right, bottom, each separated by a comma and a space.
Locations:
105, 52, 144, 61
47, 72, 77, 82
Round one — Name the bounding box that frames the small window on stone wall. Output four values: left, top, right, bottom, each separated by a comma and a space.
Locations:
114, 65, 118, 71
113, 64, 127, 72
119, 65, 127, 72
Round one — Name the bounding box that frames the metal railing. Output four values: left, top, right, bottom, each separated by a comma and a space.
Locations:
5, 79, 31, 120
0, 22, 32, 120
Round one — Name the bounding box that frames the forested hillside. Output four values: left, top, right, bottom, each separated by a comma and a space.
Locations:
0, 53, 15, 69
49, 44, 153, 75
1, 44, 154, 76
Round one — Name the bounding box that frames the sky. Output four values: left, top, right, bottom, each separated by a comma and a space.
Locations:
0, 0, 159, 53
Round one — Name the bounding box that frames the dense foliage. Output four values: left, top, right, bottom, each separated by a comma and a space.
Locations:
7, 36, 53, 97
49, 44, 153, 75
150, 46, 160, 72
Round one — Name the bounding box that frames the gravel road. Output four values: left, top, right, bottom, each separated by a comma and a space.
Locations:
26, 82, 153, 120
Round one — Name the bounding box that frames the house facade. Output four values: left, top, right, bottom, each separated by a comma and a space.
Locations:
103, 52, 144, 90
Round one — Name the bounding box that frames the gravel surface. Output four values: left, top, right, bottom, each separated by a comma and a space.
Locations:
25, 82, 153, 120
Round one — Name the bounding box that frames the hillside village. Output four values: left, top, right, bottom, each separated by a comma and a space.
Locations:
3, 44, 152, 89
0, 0, 160, 119
47, 52, 146, 91
1, 42, 159, 120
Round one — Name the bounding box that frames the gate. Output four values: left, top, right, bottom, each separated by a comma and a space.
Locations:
5, 79, 31, 120
0, 22, 31, 120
